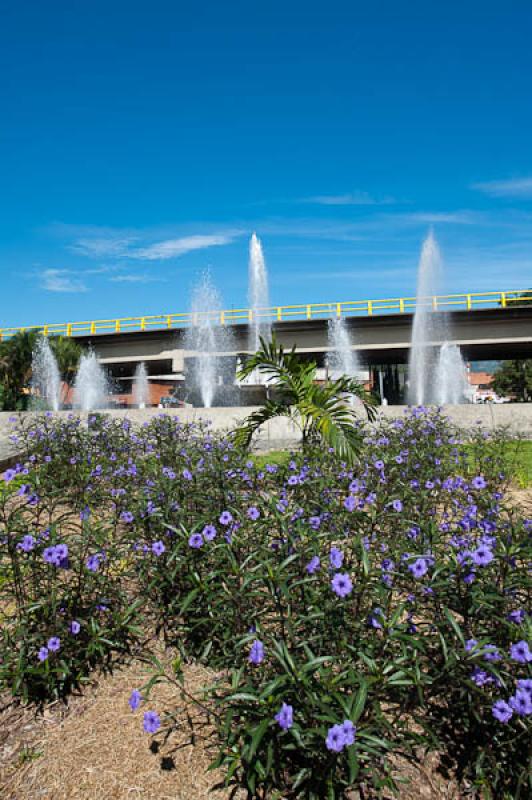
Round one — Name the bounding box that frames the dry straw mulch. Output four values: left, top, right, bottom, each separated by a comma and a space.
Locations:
0, 656, 240, 800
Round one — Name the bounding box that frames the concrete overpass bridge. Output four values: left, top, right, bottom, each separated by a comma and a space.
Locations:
1, 289, 531, 404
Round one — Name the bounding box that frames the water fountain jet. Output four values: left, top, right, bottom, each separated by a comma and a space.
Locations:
73, 351, 109, 411
435, 343, 469, 405
184, 273, 235, 407
31, 337, 61, 411
133, 362, 149, 408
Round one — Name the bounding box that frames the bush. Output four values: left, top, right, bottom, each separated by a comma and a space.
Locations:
2, 409, 530, 797
0, 462, 143, 705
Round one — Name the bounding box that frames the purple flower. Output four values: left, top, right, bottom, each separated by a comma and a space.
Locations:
343, 495, 356, 512
143, 710, 161, 733
471, 546, 493, 567
465, 638, 478, 652
331, 572, 353, 598
492, 699, 513, 723
483, 645, 501, 663
219, 511, 233, 526
471, 667, 492, 687
306, 556, 321, 574
70, 620, 81, 635
86, 553, 103, 572
249, 639, 264, 665
188, 533, 204, 549
202, 524, 217, 541
391, 499, 403, 512
341, 720, 356, 746
325, 723, 346, 752
329, 547, 344, 569
17, 534, 36, 552
507, 609, 525, 625
129, 689, 142, 711
47, 636, 60, 652
120, 511, 134, 524
80, 506, 91, 521
374, 460, 384, 471
368, 607, 384, 629
247, 506, 260, 521
510, 640, 532, 664
152, 540, 165, 556
472, 476, 487, 490
182, 468, 193, 481
43, 546, 61, 566
2, 468, 17, 482
509, 689, 532, 716
37, 647, 49, 662
409, 558, 429, 579
274, 702, 293, 730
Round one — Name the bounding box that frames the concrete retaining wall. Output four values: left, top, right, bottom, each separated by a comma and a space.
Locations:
1, 404, 532, 469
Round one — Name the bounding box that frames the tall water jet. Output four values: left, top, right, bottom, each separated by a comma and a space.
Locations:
73, 351, 109, 411
327, 317, 360, 379
31, 336, 61, 411
133, 362, 149, 408
407, 232, 446, 405
434, 343, 469, 405
248, 233, 271, 353
184, 272, 235, 407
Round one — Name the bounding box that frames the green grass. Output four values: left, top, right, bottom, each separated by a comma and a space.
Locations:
502, 440, 532, 487
252, 451, 292, 469
254, 442, 532, 487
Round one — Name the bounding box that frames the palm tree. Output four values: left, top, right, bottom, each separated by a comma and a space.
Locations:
233, 335, 377, 462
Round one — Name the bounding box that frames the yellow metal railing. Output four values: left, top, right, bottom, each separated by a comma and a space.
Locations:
0, 289, 531, 341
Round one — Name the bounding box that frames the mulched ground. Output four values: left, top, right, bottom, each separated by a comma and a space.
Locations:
0, 656, 240, 800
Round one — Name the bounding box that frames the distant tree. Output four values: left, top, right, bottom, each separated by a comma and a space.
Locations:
0, 331, 82, 410
503, 289, 532, 307
0, 330, 39, 410
491, 359, 532, 402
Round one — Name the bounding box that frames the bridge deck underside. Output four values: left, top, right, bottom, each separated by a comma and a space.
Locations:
75, 307, 532, 369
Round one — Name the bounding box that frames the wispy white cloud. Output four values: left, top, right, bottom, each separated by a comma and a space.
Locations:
109, 273, 165, 283
130, 234, 235, 260
71, 237, 138, 258
471, 177, 532, 198
70, 232, 237, 261
404, 211, 478, 225
40, 269, 88, 293
302, 192, 395, 206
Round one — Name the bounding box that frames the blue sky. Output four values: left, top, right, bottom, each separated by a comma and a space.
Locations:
1, 0, 532, 327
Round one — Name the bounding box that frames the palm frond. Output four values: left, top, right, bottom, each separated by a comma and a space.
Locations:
231, 400, 298, 449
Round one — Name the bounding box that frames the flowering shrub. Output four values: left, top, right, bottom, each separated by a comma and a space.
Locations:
1, 409, 530, 797
0, 460, 142, 704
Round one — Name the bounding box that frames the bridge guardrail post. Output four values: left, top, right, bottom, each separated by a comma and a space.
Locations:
500, 292, 506, 308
